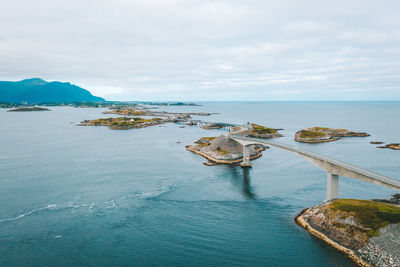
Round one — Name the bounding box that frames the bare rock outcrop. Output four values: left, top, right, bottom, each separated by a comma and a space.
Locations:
186, 135, 266, 164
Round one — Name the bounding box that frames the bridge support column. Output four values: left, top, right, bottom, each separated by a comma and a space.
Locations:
326, 173, 339, 201
240, 145, 252, 168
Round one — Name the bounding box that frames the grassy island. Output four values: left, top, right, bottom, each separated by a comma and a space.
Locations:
235, 123, 283, 138
251, 124, 277, 134
295, 127, 369, 143
79, 116, 166, 130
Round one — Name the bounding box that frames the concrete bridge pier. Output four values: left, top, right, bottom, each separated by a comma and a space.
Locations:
240, 145, 252, 168
326, 173, 339, 201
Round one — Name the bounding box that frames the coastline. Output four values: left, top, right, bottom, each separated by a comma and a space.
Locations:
295, 208, 371, 267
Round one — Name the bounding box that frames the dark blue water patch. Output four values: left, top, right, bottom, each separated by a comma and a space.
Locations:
0, 199, 356, 266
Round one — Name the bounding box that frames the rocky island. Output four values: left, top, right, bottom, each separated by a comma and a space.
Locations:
296, 198, 400, 266
186, 135, 267, 165
295, 127, 370, 143
377, 143, 400, 150
233, 123, 284, 138
78, 105, 218, 130
7, 107, 50, 112
186, 123, 283, 165
78, 116, 169, 130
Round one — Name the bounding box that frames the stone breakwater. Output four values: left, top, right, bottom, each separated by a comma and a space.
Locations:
296, 200, 400, 267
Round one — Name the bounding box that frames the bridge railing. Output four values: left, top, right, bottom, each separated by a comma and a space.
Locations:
230, 135, 400, 188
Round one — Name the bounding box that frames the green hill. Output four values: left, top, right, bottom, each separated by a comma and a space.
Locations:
0, 78, 105, 103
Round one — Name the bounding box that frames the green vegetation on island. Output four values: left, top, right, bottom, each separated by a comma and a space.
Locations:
231, 123, 284, 138
330, 199, 400, 237
251, 124, 277, 134
295, 127, 369, 143
298, 130, 327, 138
79, 117, 166, 130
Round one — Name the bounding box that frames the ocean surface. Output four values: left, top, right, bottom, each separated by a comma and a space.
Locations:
1, 101, 399, 266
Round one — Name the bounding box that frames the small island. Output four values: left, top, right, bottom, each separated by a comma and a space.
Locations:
186, 135, 267, 165
237, 123, 284, 138
7, 107, 50, 112
78, 117, 169, 130
186, 123, 284, 165
377, 143, 400, 150
295, 127, 369, 143
296, 198, 400, 266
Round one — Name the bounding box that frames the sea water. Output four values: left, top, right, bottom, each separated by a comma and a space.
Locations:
0, 102, 399, 266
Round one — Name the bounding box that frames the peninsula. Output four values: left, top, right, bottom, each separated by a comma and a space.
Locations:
296, 198, 400, 266
295, 127, 370, 143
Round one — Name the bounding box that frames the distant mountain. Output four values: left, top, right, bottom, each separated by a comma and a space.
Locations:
0, 78, 105, 103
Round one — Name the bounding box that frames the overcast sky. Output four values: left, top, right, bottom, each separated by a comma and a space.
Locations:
1, 0, 400, 101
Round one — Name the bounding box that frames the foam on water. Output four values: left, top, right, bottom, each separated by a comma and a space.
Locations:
0, 204, 58, 223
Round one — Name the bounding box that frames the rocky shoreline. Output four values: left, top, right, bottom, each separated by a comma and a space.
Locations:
296, 208, 371, 267
296, 199, 400, 267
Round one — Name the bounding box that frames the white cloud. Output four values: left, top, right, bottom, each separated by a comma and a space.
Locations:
0, 0, 400, 100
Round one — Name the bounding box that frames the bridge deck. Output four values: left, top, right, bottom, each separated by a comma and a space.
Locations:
231, 135, 400, 189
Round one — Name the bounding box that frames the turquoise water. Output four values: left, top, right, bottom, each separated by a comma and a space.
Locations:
0, 102, 399, 266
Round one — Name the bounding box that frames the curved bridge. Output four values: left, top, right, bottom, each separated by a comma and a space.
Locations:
230, 135, 400, 201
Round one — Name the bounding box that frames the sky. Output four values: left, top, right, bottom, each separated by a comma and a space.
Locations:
0, 0, 400, 101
